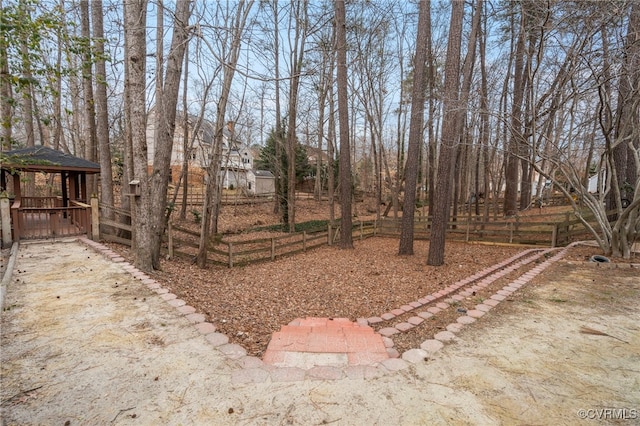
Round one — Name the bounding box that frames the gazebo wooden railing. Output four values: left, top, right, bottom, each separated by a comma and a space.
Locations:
11, 197, 92, 240
1, 146, 101, 245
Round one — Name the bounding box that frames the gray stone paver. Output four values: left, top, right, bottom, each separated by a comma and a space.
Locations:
402, 348, 428, 364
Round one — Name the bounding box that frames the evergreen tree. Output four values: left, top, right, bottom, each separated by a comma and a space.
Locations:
256, 127, 311, 185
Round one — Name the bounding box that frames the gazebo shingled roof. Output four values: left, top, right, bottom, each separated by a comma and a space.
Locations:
1, 146, 100, 174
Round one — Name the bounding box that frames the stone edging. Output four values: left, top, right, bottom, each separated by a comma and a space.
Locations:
73, 238, 621, 383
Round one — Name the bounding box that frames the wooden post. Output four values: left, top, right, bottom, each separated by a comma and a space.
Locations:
327, 224, 332, 246
551, 224, 558, 248
1, 194, 12, 247
509, 222, 513, 244
10, 202, 20, 241
360, 221, 363, 240
228, 242, 233, 268
465, 219, 470, 242
271, 238, 275, 260
90, 195, 99, 241
303, 231, 307, 251
167, 220, 174, 259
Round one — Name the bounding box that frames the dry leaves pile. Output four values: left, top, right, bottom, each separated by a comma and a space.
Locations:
145, 237, 524, 357
109, 200, 621, 358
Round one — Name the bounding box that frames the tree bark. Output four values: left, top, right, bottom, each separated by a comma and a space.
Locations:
426, 0, 464, 266
504, 3, 527, 217
0, 0, 12, 150
123, 0, 151, 271
91, 0, 115, 218
399, 0, 430, 255
80, 0, 98, 196
285, 0, 308, 232
335, 0, 353, 249
148, 0, 192, 269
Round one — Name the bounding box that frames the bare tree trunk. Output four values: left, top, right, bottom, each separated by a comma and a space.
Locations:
315, 65, 328, 201
335, 0, 352, 249
124, 0, 151, 271
179, 40, 190, 220
427, 0, 464, 266
0, 1, 12, 150
0, 26, 13, 151
51, 0, 64, 151
399, 0, 430, 255
147, 0, 192, 269
479, 10, 491, 221
80, 0, 98, 197
504, 6, 526, 217
271, 2, 283, 217
197, 0, 254, 267
19, 3, 35, 194
285, 0, 308, 232
327, 72, 336, 224
91, 0, 115, 218
611, 2, 640, 213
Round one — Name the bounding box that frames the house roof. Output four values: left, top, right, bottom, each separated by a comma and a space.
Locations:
2, 146, 101, 174
253, 170, 274, 178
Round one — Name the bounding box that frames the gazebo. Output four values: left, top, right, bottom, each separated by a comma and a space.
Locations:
1, 146, 100, 244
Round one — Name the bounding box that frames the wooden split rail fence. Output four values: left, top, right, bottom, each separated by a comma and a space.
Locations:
98, 203, 603, 268
376, 212, 599, 247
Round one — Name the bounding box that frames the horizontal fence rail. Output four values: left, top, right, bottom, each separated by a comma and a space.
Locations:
167, 220, 376, 268
98, 203, 611, 268
97, 205, 133, 246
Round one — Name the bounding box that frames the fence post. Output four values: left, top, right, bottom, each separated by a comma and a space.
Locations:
465, 219, 470, 242
551, 224, 558, 248
271, 238, 275, 260
360, 221, 364, 240
167, 220, 174, 259
509, 222, 513, 244
303, 231, 307, 251
327, 224, 332, 246
228, 242, 233, 268
90, 195, 100, 241
0, 194, 11, 247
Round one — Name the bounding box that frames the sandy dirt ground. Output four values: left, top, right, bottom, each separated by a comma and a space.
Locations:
1, 239, 639, 425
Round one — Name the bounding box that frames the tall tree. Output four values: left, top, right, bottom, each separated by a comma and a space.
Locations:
147, 0, 192, 269
284, 0, 309, 232
335, 0, 352, 249
80, 0, 97, 196
610, 1, 640, 212
123, 0, 151, 270
91, 0, 115, 219
503, 2, 527, 217
196, 0, 254, 268
0, 0, 11, 150
427, 0, 464, 266
399, 0, 430, 255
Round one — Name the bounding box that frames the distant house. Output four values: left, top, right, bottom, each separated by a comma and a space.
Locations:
145, 106, 216, 183
145, 108, 273, 193
304, 144, 330, 168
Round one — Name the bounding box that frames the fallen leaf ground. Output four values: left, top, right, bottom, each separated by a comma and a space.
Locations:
106, 199, 626, 357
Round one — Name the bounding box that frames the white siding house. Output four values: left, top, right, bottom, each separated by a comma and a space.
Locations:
146, 108, 273, 193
